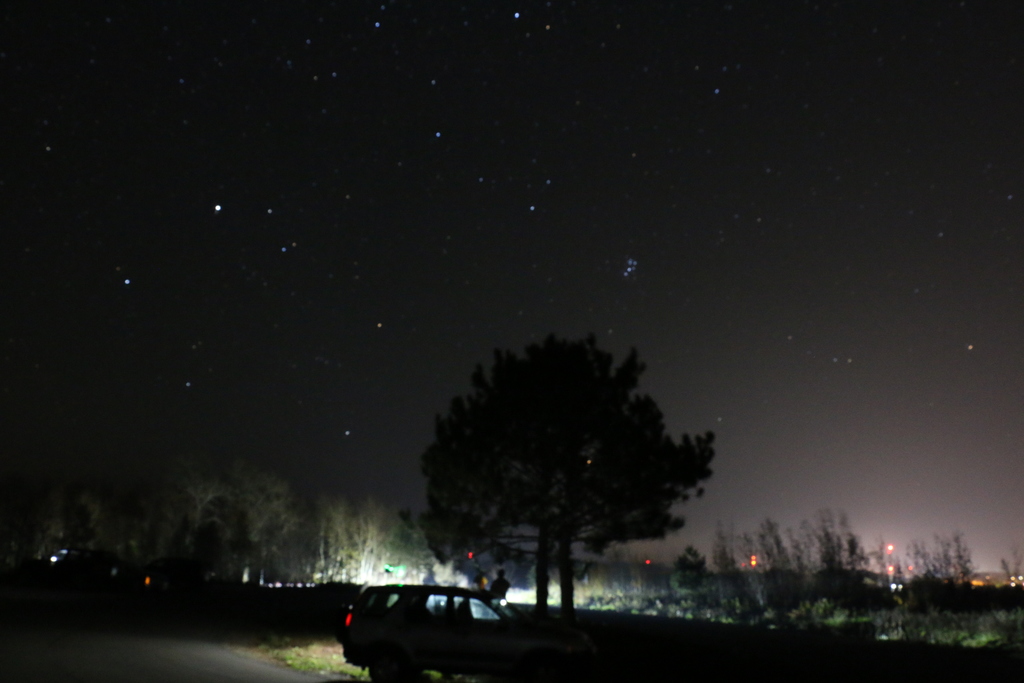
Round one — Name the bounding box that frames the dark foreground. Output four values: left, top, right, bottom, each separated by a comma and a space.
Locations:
2, 585, 1024, 682
582, 609, 1024, 681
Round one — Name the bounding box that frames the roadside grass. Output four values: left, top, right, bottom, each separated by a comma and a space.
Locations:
240, 633, 498, 682
577, 593, 1024, 651
239, 633, 369, 679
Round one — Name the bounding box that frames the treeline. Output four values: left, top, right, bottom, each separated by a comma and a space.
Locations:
0, 461, 445, 586
577, 511, 1024, 622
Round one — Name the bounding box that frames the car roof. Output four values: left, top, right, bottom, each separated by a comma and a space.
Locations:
361, 584, 491, 598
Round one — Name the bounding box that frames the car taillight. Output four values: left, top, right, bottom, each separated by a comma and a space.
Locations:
345, 611, 353, 627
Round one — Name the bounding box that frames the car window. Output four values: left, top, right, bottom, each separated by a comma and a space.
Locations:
453, 596, 501, 621
469, 597, 501, 620
360, 590, 401, 617
406, 593, 448, 623
425, 594, 448, 617
488, 597, 526, 622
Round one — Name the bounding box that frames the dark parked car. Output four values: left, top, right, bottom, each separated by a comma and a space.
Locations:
142, 558, 213, 590
46, 548, 136, 589
337, 584, 596, 682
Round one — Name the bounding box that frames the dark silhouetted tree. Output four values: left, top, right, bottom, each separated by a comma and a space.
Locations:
671, 545, 709, 591
421, 335, 714, 621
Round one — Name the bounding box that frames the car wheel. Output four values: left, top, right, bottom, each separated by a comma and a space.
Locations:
368, 649, 412, 683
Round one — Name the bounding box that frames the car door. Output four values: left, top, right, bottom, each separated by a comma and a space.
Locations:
401, 592, 458, 669
448, 595, 521, 672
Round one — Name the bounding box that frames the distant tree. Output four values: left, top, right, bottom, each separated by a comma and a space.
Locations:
313, 498, 433, 585
223, 461, 297, 583
910, 532, 973, 582
421, 335, 714, 621
168, 458, 228, 558
0, 475, 58, 568
671, 545, 709, 591
1001, 544, 1023, 582
755, 518, 790, 571
711, 524, 738, 573
809, 509, 866, 574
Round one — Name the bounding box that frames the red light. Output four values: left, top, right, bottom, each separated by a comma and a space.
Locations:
345, 611, 353, 627
467, 552, 474, 559
645, 559, 651, 565
886, 544, 894, 554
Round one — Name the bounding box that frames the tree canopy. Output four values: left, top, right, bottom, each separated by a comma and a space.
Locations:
421, 335, 714, 620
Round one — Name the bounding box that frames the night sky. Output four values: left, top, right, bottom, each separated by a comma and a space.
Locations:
4, 1, 1023, 570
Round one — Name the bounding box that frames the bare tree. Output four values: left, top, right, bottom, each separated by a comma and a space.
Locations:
224, 461, 297, 583
787, 524, 815, 575
910, 532, 973, 581
1001, 544, 1023, 582
711, 523, 737, 573
350, 499, 401, 585
755, 518, 790, 571
950, 531, 973, 582
168, 458, 227, 556
312, 497, 431, 585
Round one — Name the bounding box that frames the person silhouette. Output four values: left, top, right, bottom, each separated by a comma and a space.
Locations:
489, 568, 510, 599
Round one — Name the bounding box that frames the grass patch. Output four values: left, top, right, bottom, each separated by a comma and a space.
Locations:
240, 633, 369, 679
238, 633, 498, 681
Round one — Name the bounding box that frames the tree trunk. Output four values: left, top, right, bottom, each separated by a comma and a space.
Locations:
557, 535, 575, 623
534, 526, 550, 619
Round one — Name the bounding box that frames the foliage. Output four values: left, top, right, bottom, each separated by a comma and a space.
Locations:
420, 334, 714, 620
873, 608, 1024, 649
311, 499, 436, 585
671, 545, 709, 592
0, 463, 436, 586
908, 532, 973, 581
